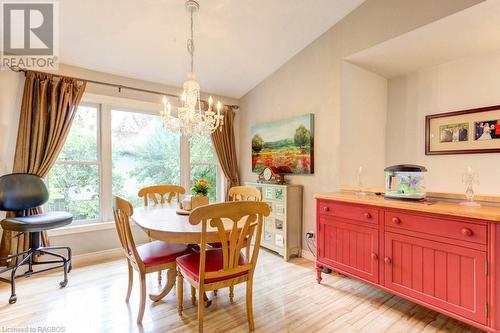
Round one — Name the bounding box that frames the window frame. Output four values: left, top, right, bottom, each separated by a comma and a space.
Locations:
47, 102, 102, 225
48, 98, 224, 225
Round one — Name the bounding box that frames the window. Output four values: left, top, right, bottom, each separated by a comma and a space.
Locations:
111, 110, 180, 207
47, 101, 222, 225
47, 105, 100, 222
190, 134, 219, 202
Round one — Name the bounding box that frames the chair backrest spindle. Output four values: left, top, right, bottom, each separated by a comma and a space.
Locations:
138, 185, 186, 206
228, 186, 262, 202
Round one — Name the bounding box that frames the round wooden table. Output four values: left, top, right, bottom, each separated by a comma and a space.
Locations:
132, 203, 238, 302
132, 203, 236, 245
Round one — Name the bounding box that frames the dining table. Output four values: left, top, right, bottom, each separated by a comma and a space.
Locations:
132, 203, 244, 302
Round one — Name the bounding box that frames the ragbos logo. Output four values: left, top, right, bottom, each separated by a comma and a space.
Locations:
1, 1, 59, 69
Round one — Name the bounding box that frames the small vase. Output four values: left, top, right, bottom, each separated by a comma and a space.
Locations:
191, 195, 209, 210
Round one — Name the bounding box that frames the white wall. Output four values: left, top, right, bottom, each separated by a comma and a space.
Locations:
340, 62, 387, 187
0, 64, 238, 255
238, 0, 481, 248
386, 52, 500, 195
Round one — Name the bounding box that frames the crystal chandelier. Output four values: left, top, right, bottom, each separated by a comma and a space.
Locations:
161, 0, 224, 137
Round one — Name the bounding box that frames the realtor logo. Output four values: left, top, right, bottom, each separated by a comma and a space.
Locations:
1, 1, 59, 69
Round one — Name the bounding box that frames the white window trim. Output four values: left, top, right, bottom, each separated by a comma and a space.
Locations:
49, 94, 225, 234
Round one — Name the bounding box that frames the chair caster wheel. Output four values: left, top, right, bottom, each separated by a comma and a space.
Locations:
9, 295, 17, 304
59, 280, 68, 288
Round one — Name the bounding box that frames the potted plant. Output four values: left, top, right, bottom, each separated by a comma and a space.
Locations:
191, 178, 210, 209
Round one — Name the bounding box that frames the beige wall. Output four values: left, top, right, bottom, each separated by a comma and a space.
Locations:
0, 64, 238, 255
386, 52, 500, 195
340, 62, 387, 187
238, 0, 482, 249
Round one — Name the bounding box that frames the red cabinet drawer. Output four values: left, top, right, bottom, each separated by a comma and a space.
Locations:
318, 200, 378, 225
385, 211, 487, 245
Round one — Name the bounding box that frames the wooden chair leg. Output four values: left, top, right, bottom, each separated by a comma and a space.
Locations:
246, 280, 255, 331
197, 286, 205, 333
177, 270, 184, 315
229, 285, 234, 303
137, 273, 146, 324
191, 286, 196, 305
158, 270, 162, 285
126, 260, 133, 302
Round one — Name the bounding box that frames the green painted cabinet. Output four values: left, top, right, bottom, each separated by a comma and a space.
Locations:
246, 182, 303, 261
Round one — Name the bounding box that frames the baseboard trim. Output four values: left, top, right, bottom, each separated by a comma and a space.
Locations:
301, 249, 315, 262
72, 247, 124, 268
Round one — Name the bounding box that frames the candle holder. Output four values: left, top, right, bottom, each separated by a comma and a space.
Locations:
356, 166, 367, 196
461, 167, 480, 207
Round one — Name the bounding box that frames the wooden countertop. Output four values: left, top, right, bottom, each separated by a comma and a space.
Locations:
314, 192, 500, 222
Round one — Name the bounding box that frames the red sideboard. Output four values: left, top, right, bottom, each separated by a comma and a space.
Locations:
315, 192, 500, 333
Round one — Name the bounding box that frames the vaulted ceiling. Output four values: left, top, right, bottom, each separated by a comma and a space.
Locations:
60, 0, 365, 98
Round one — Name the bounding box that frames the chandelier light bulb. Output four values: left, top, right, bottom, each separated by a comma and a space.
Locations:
162, 96, 167, 105
208, 96, 213, 106
217, 101, 221, 112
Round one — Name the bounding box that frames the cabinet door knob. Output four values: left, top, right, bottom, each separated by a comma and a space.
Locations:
392, 217, 401, 224
322, 206, 330, 212
384, 257, 392, 264
371, 253, 378, 260
364, 212, 372, 219
461, 228, 473, 237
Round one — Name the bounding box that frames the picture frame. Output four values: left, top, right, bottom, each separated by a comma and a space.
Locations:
425, 104, 500, 155
251, 113, 314, 174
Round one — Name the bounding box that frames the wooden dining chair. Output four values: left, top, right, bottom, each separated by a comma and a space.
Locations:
138, 184, 186, 206
112, 196, 193, 324
216, 185, 263, 299
228, 186, 262, 202
138, 184, 186, 284
176, 201, 270, 333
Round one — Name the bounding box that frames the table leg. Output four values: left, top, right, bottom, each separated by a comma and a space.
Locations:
149, 268, 176, 302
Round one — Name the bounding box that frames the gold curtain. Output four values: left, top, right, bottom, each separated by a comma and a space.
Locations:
210, 107, 240, 200
0, 71, 86, 266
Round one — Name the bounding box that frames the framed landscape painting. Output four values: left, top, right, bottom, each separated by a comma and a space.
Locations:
425, 104, 500, 155
251, 114, 314, 174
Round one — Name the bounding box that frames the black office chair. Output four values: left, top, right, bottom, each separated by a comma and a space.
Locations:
0, 173, 73, 304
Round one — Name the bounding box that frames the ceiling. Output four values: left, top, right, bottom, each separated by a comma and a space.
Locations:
60, 0, 365, 99
346, 0, 500, 78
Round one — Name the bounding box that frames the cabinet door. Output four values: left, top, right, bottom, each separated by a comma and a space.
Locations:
384, 232, 487, 324
318, 216, 379, 284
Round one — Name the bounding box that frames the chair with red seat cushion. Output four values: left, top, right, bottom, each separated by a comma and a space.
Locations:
176, 201, 270, 333
207, 186, 263, 300
138, 184, 186, 284
112, 196, 193, 324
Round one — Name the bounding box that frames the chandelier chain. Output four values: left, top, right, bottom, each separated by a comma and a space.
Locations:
187, 8, 195, 73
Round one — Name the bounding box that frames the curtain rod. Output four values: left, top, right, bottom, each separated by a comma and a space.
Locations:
9, 66, 239, 109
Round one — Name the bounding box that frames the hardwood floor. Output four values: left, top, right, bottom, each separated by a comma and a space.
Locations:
0, 249, 481, 333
